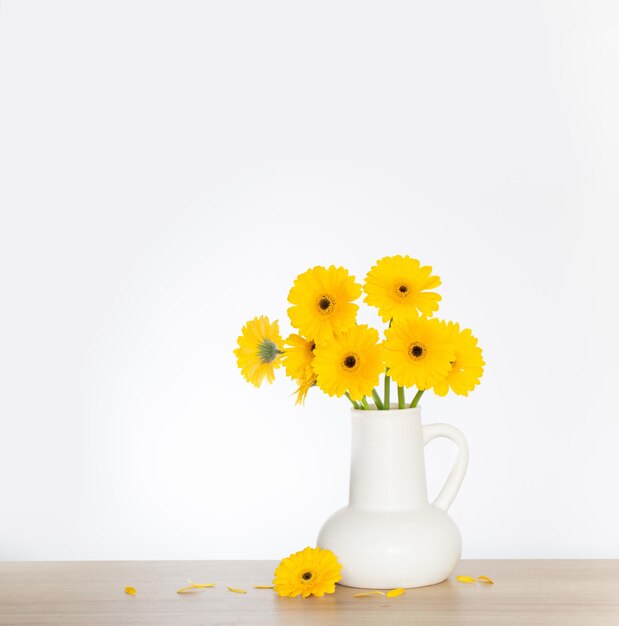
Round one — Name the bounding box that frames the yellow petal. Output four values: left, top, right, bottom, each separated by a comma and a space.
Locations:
254, 585, 275, 589
227, 586, 247, 594
124, 586, 136, 595
386, 588, 406, 598
353, 591, 386, 598
176, 579, 216, 593
185, 579, 215, 588
456, 576, 476, 583
477, 575, 495, 584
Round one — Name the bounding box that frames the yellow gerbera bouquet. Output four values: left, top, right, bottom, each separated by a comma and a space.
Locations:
234, 255, 484, 409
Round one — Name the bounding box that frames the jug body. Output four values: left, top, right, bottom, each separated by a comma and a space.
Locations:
317, 407, 468, 588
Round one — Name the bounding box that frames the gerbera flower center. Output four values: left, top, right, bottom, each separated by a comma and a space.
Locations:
316, 294, 336, 315
409, 342, 427, 360
301, 571, 314, 582
342, 352, 361, 372
394, 282, 411, 300
257, 339, 279, 364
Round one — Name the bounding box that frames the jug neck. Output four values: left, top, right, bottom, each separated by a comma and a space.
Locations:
349, 407, 429, 510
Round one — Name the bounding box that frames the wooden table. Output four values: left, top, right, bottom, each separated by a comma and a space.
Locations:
1, 560, 618, 625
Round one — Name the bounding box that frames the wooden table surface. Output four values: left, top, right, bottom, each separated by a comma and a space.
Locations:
1, 560, 618, 625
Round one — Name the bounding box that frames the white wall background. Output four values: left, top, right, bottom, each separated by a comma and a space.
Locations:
1, 0, 618, 561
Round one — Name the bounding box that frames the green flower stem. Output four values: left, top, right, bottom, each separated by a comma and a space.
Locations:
410, 389, 425, 408
397, 386, 405, 409
383, 373, 391, 410
361, 396, 371, 410
345, 392, 360, 409
371, 389, 384, 410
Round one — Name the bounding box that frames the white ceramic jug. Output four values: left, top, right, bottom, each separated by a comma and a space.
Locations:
317, 406, 468, 588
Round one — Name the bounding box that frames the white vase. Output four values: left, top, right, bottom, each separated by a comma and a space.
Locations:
317, 406, 468, 589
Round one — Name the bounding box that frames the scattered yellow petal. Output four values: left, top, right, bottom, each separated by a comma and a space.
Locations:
227, 586, 247, 594
185, 579, 215, 588
254, 585, 275, 589
176, 579, 216, 593
456, 576, 476, 583
124, 586, 136, 595
353, 591, 386, 598
176, 585, 212, 593
477, 575, 495, 584
386, 588, 406, 598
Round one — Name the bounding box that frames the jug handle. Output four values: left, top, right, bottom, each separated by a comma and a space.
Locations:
422, 423, 469, 511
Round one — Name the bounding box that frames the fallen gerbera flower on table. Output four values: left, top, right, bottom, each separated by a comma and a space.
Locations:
273, 546, 342, 598
124, 586, 136, 595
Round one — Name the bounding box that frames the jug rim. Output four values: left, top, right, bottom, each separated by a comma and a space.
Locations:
351, 404, 422, 415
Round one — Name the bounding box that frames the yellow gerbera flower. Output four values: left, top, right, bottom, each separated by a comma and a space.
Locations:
313, 324, 384, 401
384, 316, 455, 390
282, 334, 315, 381
433, 322, 485, 396
364, 255, 442, 321
273, 546, 342, 598
234, 316, 283, 387
287, 265, 361, 343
